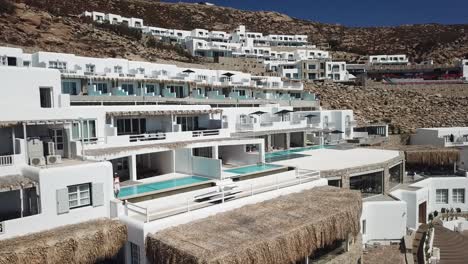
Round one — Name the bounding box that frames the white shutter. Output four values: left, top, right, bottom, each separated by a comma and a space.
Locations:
56, 188, 70, 214
92, 183, 104, 207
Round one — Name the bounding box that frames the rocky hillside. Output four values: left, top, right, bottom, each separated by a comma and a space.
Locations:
306, 82, 468, 133
20, 0, 468, 63
0, 1, 199, 64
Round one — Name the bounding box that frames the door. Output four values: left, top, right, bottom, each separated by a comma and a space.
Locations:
49, 129, 64, 156
418, 202, 427, 223
39, 87, 52, 108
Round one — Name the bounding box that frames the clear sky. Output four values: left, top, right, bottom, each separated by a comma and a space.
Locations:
162, 0, 468, 27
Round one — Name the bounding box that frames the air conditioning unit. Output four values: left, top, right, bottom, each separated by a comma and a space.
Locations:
46, 155, 62, 165
44, 141, 55, 156
30, 157, 45, 166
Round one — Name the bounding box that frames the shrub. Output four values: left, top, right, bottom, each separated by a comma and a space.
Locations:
428, 213, 433, 221
433, 210, 438, 217
0, 0, 15, 15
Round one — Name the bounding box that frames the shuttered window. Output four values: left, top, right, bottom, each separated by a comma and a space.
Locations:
68, 183, 91, 209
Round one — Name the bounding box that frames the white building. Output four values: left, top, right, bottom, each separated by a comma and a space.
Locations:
1, 46, 437, 264
369, 54, 409, 65
411, 127, 468, 147
462, 59, 468, 80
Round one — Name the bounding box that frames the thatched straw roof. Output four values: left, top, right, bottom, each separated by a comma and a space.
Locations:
0, 219, 127, 264
0, 121, 20, 128
146, 186, 362, 264
404, 146, 459, 166
0, 175, 37, 192
106, 109, 222, 118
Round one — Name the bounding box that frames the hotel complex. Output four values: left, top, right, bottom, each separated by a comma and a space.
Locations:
0, 29, 467, 264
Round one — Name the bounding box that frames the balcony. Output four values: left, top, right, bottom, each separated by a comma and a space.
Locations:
236, 118, 308, 132
87, 129, 230, 149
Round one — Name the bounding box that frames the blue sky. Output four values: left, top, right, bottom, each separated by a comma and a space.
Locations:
163, 0, 468, 27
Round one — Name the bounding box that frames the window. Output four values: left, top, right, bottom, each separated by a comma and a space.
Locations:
453, 188, 465, 203
308, 73, 317, 80
121, 84, 134, 95
146, 84, 156, 94
68, 183, 91, 209
49, 61, 67, 70
114, 66, 123, 74
239, 115, 248, 124
85, 64, 95, 73
72, 119, 97, 141
95, 83, 108, 94
436, 189, 449, 204
62, 81, 78, 95
362, 220, 366, 234
130, 243, 140, 264
308, 64, 316, 70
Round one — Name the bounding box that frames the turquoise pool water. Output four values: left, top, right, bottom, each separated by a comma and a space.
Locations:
118, 176, 210, 198
224, 164, 283, 175
265, 153, 310, 162
264, 145, 331, 162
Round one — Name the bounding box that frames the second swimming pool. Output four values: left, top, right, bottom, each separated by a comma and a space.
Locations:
224, 164, 283, 175
118, 176, 210, 198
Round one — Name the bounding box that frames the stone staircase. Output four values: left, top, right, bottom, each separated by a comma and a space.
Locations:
433, 223, 468, 264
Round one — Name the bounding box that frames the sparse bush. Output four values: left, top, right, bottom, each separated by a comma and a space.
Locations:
0, 0, 15, 15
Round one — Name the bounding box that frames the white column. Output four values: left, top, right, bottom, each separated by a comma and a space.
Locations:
23, 122, 28, 164
11, 127, 16, 155
212, 146, 219, 159
129, 155, 137, 181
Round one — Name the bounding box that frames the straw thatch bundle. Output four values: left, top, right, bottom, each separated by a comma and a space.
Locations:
0, 121, 19, 128
405, 148, 459, 166
0, 219, 127, 264
0, 175, 36, 192
146, 186, 362, 264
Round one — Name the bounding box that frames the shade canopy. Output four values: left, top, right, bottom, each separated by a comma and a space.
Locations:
222, 72, 235, 77
304, 114, 318, 118
274, 109, 294, 115
182, 69, 195, 73
249, 111, 268, 116
331, 130, 344, 134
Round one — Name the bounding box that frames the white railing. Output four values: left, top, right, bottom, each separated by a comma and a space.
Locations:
0, 155, 13, 166
192, 129, 220, 138
125, 169, 320, 222
129, 133, 167, 142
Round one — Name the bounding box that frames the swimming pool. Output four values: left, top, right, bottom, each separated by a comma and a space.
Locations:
118, 176, 210, 198
265, 153, 310, 162
264, 145, 330, 162
224, 164, 283, 175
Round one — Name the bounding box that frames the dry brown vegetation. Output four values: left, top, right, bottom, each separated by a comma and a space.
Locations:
20, 0, 468, 63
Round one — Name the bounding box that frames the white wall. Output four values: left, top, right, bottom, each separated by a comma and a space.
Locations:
361, 201, 407, 244
1, 161, 113, 239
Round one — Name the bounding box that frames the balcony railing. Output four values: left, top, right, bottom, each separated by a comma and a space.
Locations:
125, 168, 320, 222
192, 129, 221, 137
0, 155, 13, 166
129, 133, 167, 142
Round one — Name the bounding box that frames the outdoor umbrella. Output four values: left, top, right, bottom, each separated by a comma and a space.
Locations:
249, 110, 268, 125
274, 109, 293, 121
183, 69, 195, 74
331, 130, 344, 134
222, 72, 235, 77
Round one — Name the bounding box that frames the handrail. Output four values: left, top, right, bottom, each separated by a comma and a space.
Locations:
125, 170, 321, 222
0, 155, 14, 166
